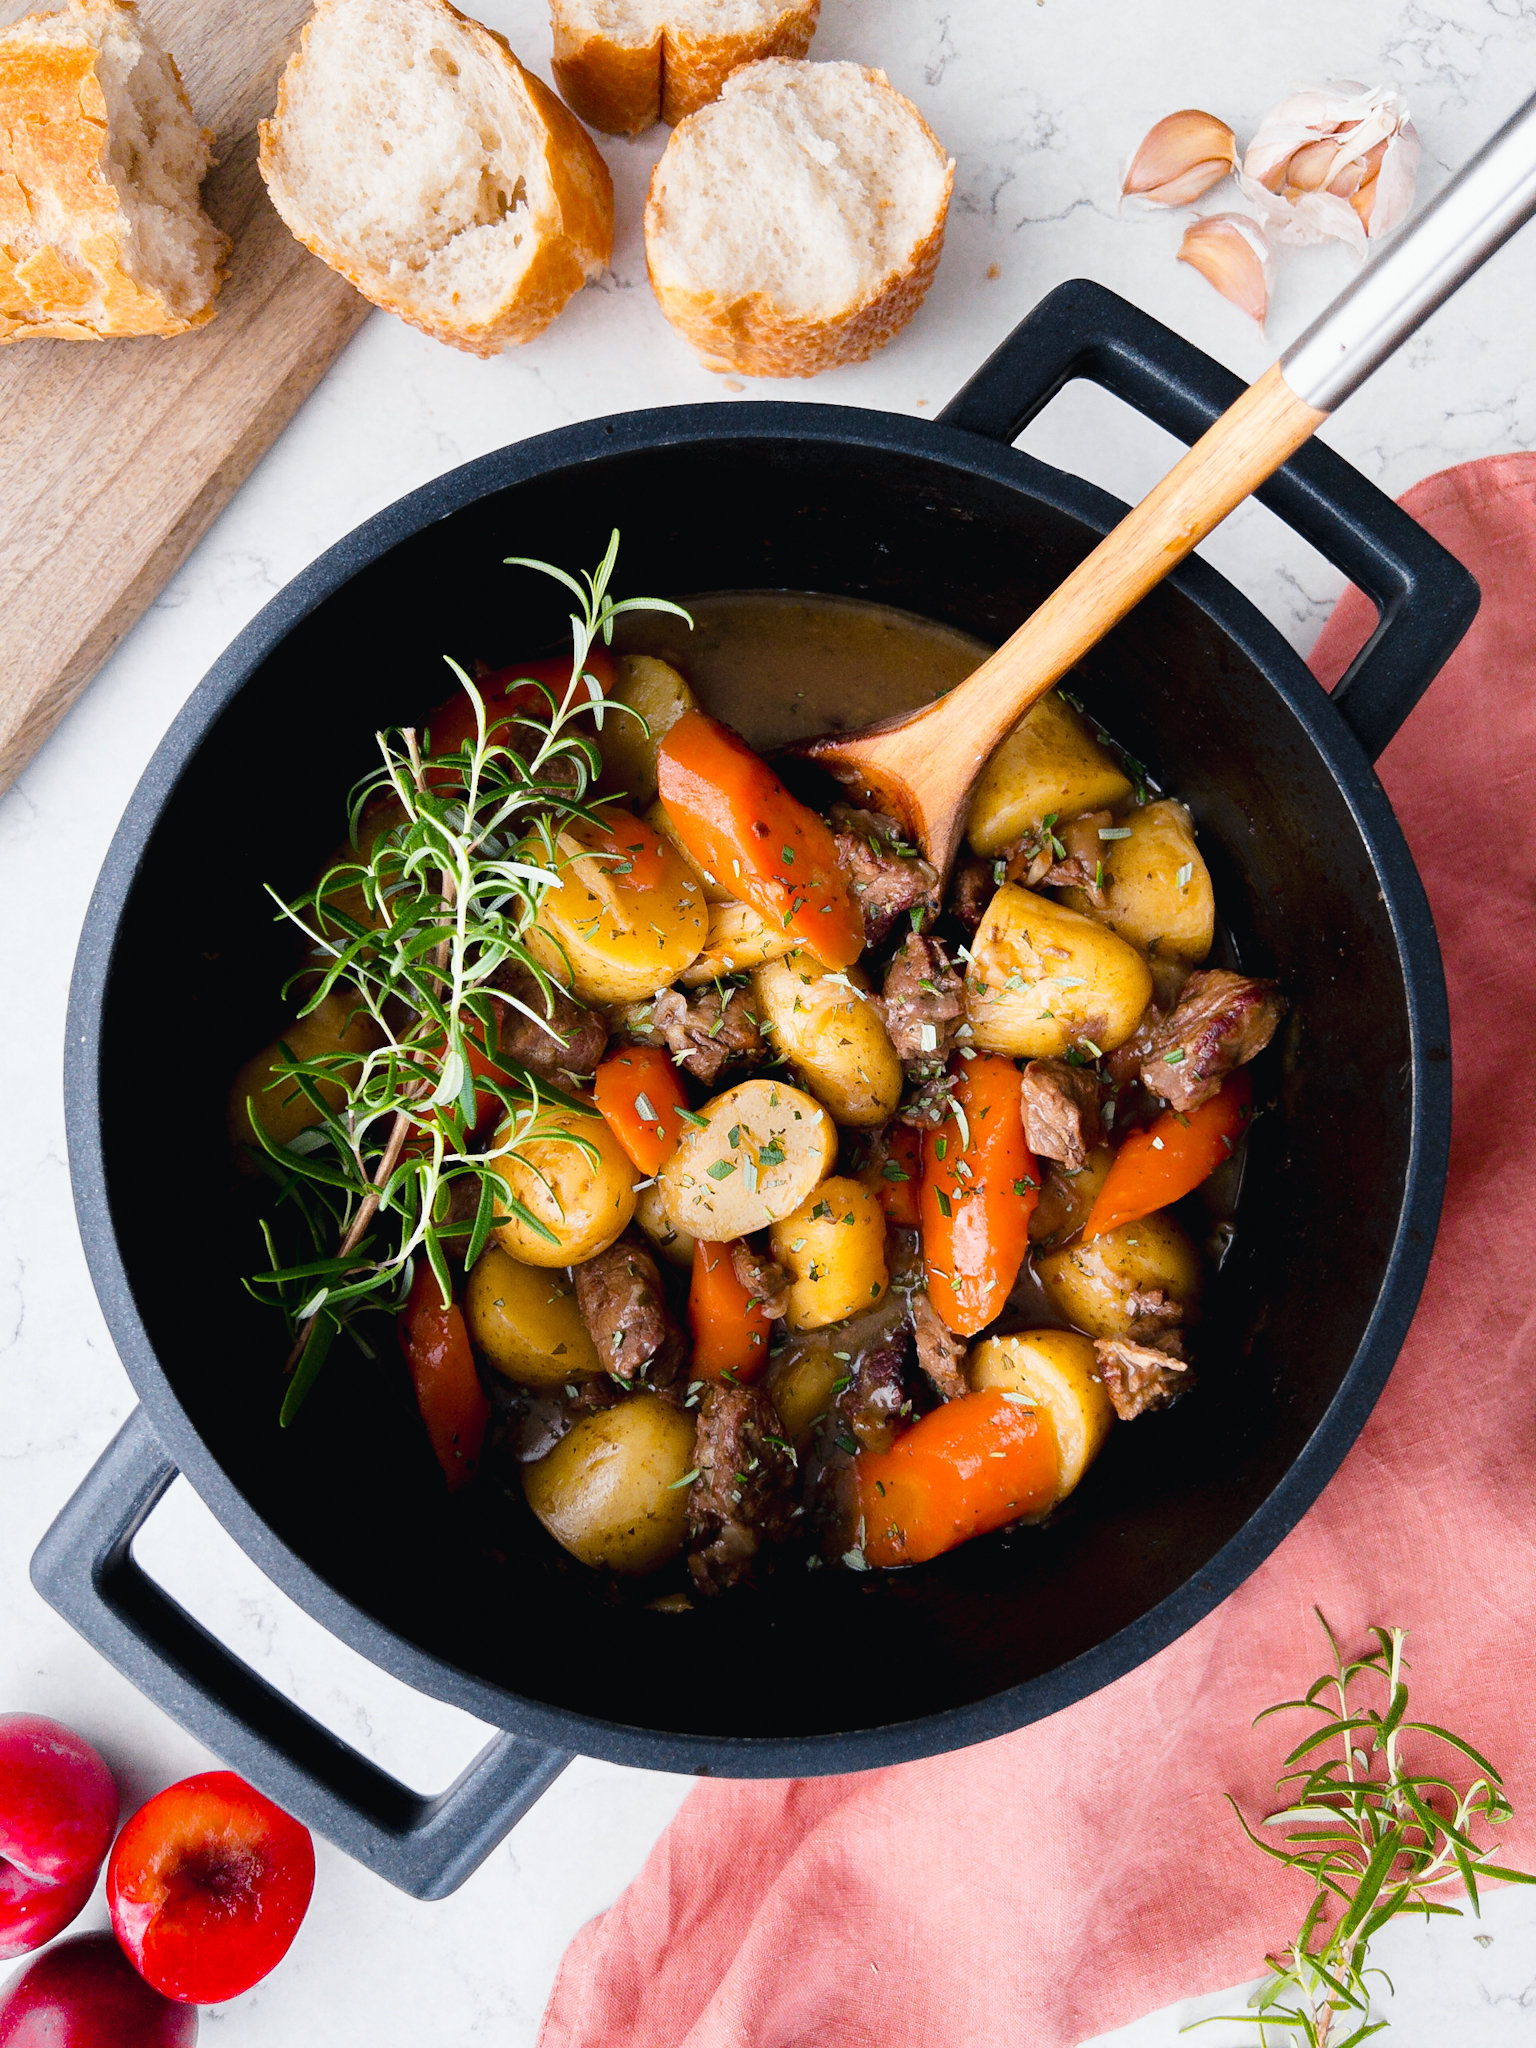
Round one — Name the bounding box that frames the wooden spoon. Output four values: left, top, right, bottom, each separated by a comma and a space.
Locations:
790, 90, 1536, 875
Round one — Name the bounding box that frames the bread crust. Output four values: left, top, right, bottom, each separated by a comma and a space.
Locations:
644, 64, 953, 378
551, 0, 819, 136
0, 0, 225, 343
258, 0, 613, 359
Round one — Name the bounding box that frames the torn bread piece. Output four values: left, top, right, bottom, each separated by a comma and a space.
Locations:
0, 0, 228, 343
259, 0, 612, 357
550, 0, 818, 136
644, 58, 952, 378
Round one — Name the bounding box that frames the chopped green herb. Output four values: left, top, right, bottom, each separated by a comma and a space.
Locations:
706, 1160, 736, 1182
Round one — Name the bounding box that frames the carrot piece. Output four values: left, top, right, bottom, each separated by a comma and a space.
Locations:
398, 1264, 490, 1491
861, 1119, 923, 1229
920, 1054, 1040, 1336
688, 1239, 772, 1384
594, 1045, 690, 1175
858, 1389, 1059, 1566
656, 711, 864, 970
1083, 1068, 1251, 1241
423, 647, 618, 789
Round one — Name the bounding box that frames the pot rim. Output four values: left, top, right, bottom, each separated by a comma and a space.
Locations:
65, 399, 1451, 1776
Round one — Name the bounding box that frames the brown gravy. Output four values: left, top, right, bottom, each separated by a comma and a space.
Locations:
611, 590, 992, 752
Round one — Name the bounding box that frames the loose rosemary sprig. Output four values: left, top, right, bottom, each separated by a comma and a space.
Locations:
1193, 1612, 1533, 2047
241, 533, 688, 1422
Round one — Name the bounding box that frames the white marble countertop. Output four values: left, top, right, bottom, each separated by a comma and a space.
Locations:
4, 1, 1536, 2040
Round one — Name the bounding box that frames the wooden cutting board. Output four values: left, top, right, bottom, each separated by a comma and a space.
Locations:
0, 0, 371, 792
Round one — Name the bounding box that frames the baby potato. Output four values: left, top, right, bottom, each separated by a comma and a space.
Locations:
1062, 800, 1214, 964
766, 1341, 843, 1451
646, 798, 731, 903
1035, 1210, 1202, 1338
523, 1393, 696, 1574
965, 884, 1153, 1058
526, 810, 706, 1005
490, 1102, 637, 1266
465, 1243, 602, 1386
967, 690, 1134, 857
634, 1180, 696, 1269
227, 989, 380, 1168
680, 898, 800, 984
1029, 1144, 1115, 1248
769, 1176, 889, 1330
659, 1077, 837, 1240
753, 952, 902, 1128
968, 1329, 1115, 1500
599, 657, 698, 811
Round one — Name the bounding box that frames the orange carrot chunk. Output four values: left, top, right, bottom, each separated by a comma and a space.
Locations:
594, 1045, 690, 1176
921, 1054, 1039, 1336
689, 1238, 772, 1384
1083, 1068, 1251, 1241
862, 1118, 924, 1229
859, 1390, 1059, 1566
423, 647, 618, 790
656, 711, 864, 970
398, 1264, 490, 1491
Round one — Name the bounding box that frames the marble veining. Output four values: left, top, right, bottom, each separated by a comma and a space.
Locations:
4, 1, 1536, 2039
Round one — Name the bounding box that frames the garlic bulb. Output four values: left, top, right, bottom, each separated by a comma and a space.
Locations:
1177, 214, 1274, 326
1238, 82, 1419, 255
1123, 109, 1239, 207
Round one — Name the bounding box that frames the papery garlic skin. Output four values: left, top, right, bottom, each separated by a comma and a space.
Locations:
1177, 214, 1274, 326
1238, 82, 1419, 255
1123, 109, 1238, 207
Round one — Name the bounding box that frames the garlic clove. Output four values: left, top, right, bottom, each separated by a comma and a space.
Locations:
1123, 109, 1238, 206
1239, 83, 1417, 249
1177, 214, 1274, 327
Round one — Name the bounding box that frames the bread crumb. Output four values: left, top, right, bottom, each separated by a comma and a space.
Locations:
987, 263, 1001, 280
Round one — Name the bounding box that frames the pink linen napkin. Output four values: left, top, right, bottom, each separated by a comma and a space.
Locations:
540, 454, 1536, 2048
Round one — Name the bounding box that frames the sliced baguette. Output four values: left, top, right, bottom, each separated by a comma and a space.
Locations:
550, 0, 818, 136
644, 58, 952, 378
259, 0, 613, 357
0, 0, 228, 343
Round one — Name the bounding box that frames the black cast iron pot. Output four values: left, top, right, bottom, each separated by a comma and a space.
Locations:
35, 282, 1475, 1899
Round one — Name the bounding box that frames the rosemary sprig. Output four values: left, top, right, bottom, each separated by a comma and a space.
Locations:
1192, 1611, 1534, 2047
239, 534, 689, 1422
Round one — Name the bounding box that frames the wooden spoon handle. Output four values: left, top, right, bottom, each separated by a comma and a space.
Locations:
803, 361, 1327, 869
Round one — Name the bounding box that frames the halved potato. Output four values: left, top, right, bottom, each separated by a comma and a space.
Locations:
766, 1340, 843, 1451
1035, 1210, 1201, 1338
658, 1077, 837, 1240
965, 884, 1152, 1058
228, 989, 381, 1168
967, 1329, 1115, 1499
465, 1244, 602, 1386
769, 1175, 889, 1330
634, 1179, 695, 1269
753, 952, 902, 1128
680, 898, 800, 984
525, 809, 706, 1004
1061, 800, 1214, 963
599, 657, 698, 811
1029, 1144, 1115, 1248
967, 691, 1134, 856
490, 1102, 637, 1266
523, 1393, 696, 1574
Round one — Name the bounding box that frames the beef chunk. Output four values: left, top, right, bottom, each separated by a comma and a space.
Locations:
1141, 969, 1285, 1111
651, 984, 764, 1087
829, 805, 941, 944
835, 1330, 910, 1454
1093, 1331, 1192, 1420
687, 1385, 796, 1594
731, 1240, 790, 1320
573, 1240, 676, 1385
485, 958, 607, 1079
877, 931, 965, 1072
910, 1288, 967, 1403
1124, 1287, 1183, 1337
1039, 810, 1113, 905
1104, 1002, 1162, 1090
1020, 1058, 1101, 1171
951, 857, 995, 933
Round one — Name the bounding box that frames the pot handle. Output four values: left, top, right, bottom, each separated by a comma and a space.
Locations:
30, 1407, 570, 1901
937, 278, 1479, 762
